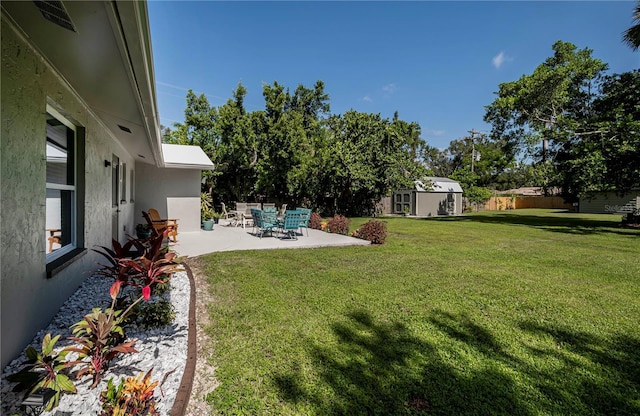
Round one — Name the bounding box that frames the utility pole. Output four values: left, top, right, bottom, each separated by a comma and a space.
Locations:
468, 129, 479, 173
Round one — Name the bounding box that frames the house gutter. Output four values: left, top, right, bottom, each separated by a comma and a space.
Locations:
107, 0, 164, 167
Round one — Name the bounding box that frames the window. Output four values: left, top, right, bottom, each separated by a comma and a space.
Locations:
130, 168, 135, 203
44, 104, 85, 275
121, 163, 127, 204
45, 106, 77, 259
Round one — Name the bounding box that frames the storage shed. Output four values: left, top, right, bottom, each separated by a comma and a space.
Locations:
393, 177, 463, 216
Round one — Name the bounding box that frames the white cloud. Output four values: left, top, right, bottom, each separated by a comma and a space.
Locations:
382, 83, 397, 94
426, 129, 445, 137
492, 51, 512, 69
362, 95, 373, 102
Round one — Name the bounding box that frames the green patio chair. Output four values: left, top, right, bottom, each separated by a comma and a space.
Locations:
297, 208, 312, 237
251, 208, 278, 238
280, 210, 301, 240
263, 206, 278, 224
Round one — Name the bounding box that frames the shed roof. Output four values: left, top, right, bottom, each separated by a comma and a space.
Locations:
415, 177, 463, 193
161, 144, 215, 170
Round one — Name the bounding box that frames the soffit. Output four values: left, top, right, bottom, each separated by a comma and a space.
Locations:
2, 1, 162, 165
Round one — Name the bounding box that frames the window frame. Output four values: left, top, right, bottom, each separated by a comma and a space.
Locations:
44, 104, 86, 275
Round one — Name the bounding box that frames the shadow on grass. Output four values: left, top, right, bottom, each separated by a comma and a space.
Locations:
274, 310, 640, 415
427, 212, 636, 237
517, 320, 640, 415
274, 310, 530, 415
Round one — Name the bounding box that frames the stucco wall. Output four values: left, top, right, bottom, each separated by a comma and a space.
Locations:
1, 18, 136, 367
135, 162, 202, 232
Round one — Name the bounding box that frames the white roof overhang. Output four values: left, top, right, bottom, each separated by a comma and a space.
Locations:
162, 144, 215, 170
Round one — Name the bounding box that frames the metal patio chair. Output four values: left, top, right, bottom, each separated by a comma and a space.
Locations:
280, 210, 302, 240
251, 208, 278, 238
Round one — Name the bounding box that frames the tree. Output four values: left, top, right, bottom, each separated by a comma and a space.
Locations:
210, 83, 264, 202
484, 40, 610, 196
623, 1, 640, 51
556, 70, 640, 195
165, 90, 219, 194
322, 111, 427, 216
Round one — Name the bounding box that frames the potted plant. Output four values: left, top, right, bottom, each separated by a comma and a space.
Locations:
202, 207, 215, 231
135, 223, 152, 239
211, 211, 224, 224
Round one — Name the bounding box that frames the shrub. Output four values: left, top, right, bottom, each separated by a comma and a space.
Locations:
621, 209, 640, 228
326, 214, 350, 235
353, 220, 388, 244
309, 212, 323, 230
131, 298, 176, 329
100, 369, 159, 416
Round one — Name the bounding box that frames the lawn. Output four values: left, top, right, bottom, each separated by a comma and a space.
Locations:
194, 209, 640, 415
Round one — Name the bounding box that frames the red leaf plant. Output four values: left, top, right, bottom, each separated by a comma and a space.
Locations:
66, 231, 183, 388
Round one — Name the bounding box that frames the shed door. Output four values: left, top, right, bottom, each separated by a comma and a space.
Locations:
394, 192, 413, 215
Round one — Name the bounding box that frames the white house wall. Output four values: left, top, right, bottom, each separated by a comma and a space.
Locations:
1, 18, 137, 367
135, 163, 202, 233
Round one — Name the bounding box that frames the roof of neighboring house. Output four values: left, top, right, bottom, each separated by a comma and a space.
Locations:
415, 177, 463, 193
161, 144, 215, 170
496, 187, 561, 196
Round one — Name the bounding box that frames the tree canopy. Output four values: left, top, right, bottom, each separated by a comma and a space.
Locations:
165, 81, 427, 216
484, 40, 639, 198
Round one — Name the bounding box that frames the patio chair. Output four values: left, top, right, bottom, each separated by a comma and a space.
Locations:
142, 210, 166, 241
280, 210, 301, 240
263, 206, 278, 225
262, 202, 276, 209
221, 202, 237, 226
279, 203, 288, 215
251, 208, 278, 238
146, 208, 178, 243
244, 203, 261, 228
297, 208, 312, 237
231, 202, 247, 228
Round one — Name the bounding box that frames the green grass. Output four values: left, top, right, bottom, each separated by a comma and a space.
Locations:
195, 209, 640, 415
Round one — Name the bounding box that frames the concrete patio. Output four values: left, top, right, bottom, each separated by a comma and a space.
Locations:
170, 220, 370, 258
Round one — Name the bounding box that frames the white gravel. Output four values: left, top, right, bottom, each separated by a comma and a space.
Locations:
1, 269, 190, 415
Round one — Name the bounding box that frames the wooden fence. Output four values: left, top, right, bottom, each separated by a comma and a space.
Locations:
479, 196, 573, 211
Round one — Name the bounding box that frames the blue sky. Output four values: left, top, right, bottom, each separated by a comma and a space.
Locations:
149, 1, 639, 150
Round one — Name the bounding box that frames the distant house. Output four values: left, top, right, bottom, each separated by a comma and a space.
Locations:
579, 191, 640, 214
1, 1, 212, 368
393, 177, 463, 217
496, 187, 562, 197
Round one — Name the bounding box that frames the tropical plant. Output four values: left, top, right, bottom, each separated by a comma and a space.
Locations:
65, 308, 138, 389
623, 1, 640, 51
6, 333, 77, 411
135, 224, 151, 233
67, 232, 182, 388
201, 192, 213, 222
93, 231, 183, 302
99, 369, 160, 416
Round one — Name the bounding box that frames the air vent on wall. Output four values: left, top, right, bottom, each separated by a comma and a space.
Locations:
118, 125, 132, 134
33, 0, 77, 33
